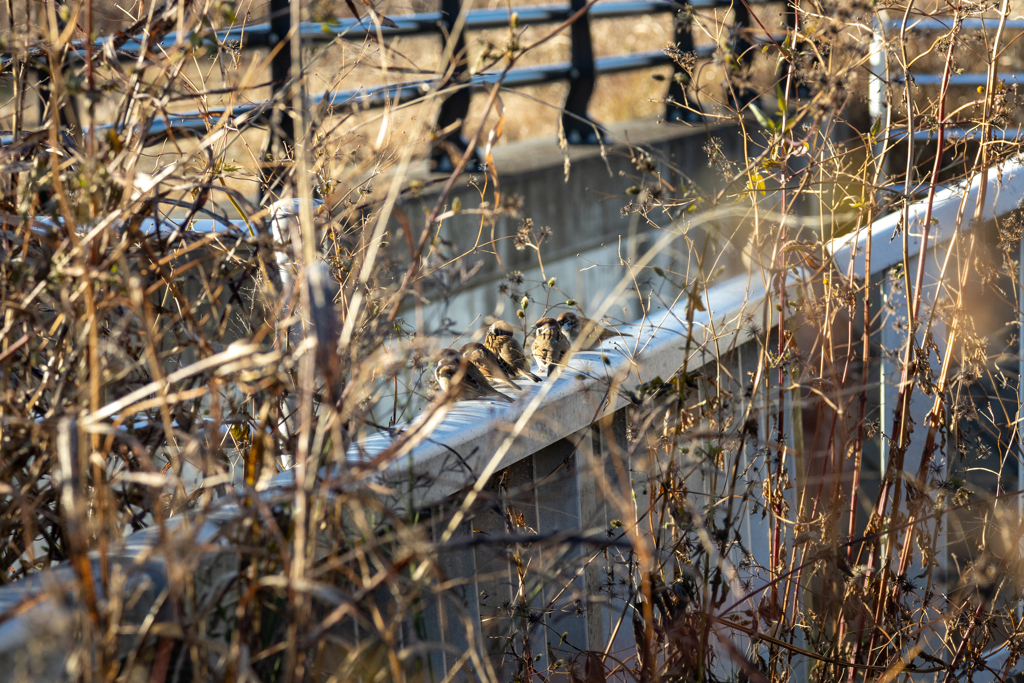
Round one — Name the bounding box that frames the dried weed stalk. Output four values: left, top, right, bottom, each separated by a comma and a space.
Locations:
2, 1, 1024, 682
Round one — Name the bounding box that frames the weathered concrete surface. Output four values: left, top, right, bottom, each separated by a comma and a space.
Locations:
390, 117, 744, 334
406, 117, 741, 273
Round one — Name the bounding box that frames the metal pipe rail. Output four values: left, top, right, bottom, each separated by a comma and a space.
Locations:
889, 127, 1024, 142
135, 44, 732, 140
149, 1, 685, 47
0, 0, 773, 64
12, 1, 682, 57
9, 0, 776, 57
893, 73, 1024, 86
883, 17, 1024, 31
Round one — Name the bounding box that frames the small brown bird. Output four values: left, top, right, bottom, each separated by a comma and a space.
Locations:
460, 342, 522, 391
484, 321, 543, 382
437, 348, 462, 366
437, 349, 489, 387
531, 317, 571, 377
557, 311, 630, 349
434, 360, 512, 403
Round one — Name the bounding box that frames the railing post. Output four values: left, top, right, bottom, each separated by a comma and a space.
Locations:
35, 70, 77, 134
1017, 241, 1024, 628
869, 12, 889, 188
262, 0, 295, 203
35, 7, 78, 135
728, 0, 755, 110
868, 15, 887, 123
269, 198, 324, 470
665, 2, 701, 123
561, 0, 602, 144
430, 0, 476, 173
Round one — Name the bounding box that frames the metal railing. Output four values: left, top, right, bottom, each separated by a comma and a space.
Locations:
4, 0, 784, 180
7, 4, 1021, 182
868, 14, 1024, 195
868, 15, 1024, 120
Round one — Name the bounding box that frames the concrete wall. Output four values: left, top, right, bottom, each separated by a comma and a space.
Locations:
392, 118, 746, 336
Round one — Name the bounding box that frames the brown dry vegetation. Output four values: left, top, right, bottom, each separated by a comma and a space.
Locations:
3, 0, 1024, 682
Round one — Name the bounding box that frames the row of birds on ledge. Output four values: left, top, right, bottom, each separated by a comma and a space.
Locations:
434, 311, 630, 404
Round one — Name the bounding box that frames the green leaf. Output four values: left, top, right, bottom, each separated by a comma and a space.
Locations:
749, 103, 771, 130
776, 35, 794, 59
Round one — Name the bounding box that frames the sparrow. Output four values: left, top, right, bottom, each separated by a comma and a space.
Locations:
484, 321, 543, 382
557, 311, 630, 349
435, 350, 514, 403
460, 342, 522, 391
531, 317, 571, 377
436, 348, 462, 366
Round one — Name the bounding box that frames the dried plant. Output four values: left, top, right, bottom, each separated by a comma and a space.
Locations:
2, 1, 1024, 682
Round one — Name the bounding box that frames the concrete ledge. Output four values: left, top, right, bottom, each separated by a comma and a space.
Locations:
358, 267, 766, 509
